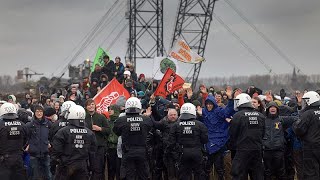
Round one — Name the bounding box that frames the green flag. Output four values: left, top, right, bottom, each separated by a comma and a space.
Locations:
91, 47, 112, 72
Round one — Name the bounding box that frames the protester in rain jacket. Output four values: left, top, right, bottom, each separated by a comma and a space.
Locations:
199, 94, 235, 179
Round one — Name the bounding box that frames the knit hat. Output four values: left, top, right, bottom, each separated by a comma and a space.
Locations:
192, 100, 201, 107
124, 70, 131, 76
8, 95, 16, 103
139, 73, 145, 79
44, 107, 56, 117
137, 91, 145, 98
116, 96, 127, 108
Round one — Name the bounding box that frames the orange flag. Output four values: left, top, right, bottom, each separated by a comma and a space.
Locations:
93, 78, 130, 116
154, 68, 185, 98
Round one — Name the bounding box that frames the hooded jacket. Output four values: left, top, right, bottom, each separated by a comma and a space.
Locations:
263, 102, 297, 150
201, 95, 235, 154
107, 105, 121, 149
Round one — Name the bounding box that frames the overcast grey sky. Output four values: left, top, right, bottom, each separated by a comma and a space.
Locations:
0, 0, 319, 80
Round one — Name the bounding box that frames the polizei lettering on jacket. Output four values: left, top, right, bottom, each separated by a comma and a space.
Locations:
179, 121, 195, 126
244, 112, 259, 116
245, 112, 259, 127
70, 128, 88, 134
127, 117, 143, 122
5, 121, 21, 126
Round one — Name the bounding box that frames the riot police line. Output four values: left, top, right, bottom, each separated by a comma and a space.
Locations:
0, 91, 320, 180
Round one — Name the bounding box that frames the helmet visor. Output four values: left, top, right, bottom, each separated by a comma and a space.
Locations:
234, 99, 240, 111
302, 98, 309, 109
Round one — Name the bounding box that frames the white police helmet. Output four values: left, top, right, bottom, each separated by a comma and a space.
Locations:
60, 101, 76, 118
180, 103, 196, 120
234, 93, 253, 110
67, 105, 86, 120
302, 91, 320, 106
0, 102, 18, 119
125, 97, 142, 114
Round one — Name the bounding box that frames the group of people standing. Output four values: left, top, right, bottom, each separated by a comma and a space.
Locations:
1, 82, 320, 180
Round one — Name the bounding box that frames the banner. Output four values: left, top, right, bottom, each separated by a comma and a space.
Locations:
91, 47, 112, 72
93, 78, 130, 115
153, 57, 178, 80
154, 68, 185, 98
169, 37, 205, 64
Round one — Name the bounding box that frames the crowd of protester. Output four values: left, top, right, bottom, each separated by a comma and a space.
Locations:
1, 55, 320, 180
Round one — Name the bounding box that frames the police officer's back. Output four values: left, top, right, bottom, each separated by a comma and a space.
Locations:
52, 105, 97, 180
168, 103, 208, 180
0, 103, 28, 180
229, 93, 265, 180
293, 91, 320, 179
113, 97, 153, 180
49, 101, 76, 175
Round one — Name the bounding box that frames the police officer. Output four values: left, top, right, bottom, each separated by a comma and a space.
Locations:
293, 91, 320, 179
167, 103, 208, 180
113, 97, 153, 180
229, 93, 265, 180
49, 101, 76, 175
0, 102, 28, 180
52, 105, 97, 180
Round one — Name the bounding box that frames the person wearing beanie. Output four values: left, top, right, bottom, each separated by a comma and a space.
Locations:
8, 94, 20, 109
8, 94, 16, 103
26, 104, 52, 180
137, 73, 148, 92
123, 70, 131, 78
107, 104, 121, 180
44, 107, 58, 123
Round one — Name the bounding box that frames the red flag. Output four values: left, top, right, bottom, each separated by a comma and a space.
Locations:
93, 78, 130, 116
154, 68, 185, 98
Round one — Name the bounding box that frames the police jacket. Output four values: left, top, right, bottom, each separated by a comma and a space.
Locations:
49, 117, 68, 142
229, 108, 265, 151
113, 114, 153, 149
293, 105, 320, 149
168, 117, 208, 150
85, 111, 110, 147
51, 120, 97, 165
200, 95, 235, 154
0, 118, 28, 156
26, 118, 52, 157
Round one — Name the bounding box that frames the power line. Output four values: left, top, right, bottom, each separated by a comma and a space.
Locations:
53, 0, 121, 77
83, 2, 127, 58
223, 0, 302, 73
213, 12, 273, 73
108, 23, 129, 51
